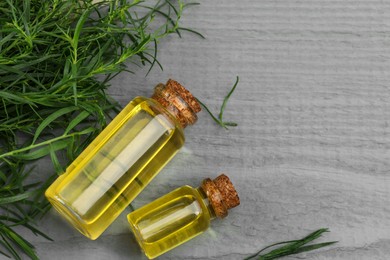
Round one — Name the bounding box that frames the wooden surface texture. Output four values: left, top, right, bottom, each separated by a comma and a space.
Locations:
26, 1, 390, 259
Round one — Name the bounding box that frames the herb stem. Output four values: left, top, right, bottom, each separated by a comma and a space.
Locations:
0, 129, 94, 160
197, 76, 239, 129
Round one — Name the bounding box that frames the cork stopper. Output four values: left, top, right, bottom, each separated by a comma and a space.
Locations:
151, 79, 201, 128
201, 174, 240, 218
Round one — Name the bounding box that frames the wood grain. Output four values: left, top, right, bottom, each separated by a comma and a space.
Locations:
28, 1, 390, 259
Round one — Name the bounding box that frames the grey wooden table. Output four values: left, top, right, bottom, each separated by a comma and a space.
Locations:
22, 1, 390, 259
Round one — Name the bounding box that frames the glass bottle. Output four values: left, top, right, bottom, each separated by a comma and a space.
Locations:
45, 79, 201, 240
127, 174, 240, 259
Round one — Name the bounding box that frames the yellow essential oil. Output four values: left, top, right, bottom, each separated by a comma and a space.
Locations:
127, 174, 240, 259
45, 80, 201, 240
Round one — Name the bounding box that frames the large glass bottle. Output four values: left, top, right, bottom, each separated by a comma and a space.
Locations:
45, 79, 201, 240
127, 174, 240, 259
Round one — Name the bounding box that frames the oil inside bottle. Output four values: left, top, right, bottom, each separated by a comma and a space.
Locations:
45, 98, 184, 239
128, 186, 213, 259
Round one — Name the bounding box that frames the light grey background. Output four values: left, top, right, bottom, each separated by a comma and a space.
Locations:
22, 0, 390, 259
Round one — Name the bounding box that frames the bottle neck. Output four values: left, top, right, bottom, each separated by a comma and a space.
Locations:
198, 175, 240, 219
151, 80, 200, 128
196, 187, 217, 220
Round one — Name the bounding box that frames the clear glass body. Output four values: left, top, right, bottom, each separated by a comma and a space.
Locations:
127, 185, 216, 259
45, 97, 185, 240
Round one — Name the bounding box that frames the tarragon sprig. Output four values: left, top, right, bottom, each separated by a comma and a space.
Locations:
0, 0, 201, 258
244, 228, 337, 260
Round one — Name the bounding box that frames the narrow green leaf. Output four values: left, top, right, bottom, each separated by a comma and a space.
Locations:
32, 106, 79, 144
21, 223, 53, 242
219, 76, 239, 122
0, 91, 35, 106
70, 7, 93, 106
145, 38, 159, 76
63, 58, 71, 76
72, 8, 92, 52
224, 122, 238, 126
75, 126, 97, 136
66, 136, 76, 162
177, 27, 205, 38
64, 110, 91, 135
0, 232, 21, 260
49, 149, 63, 174
0, 171, 8, 183
0, 190, 36, 205
3, 227, 38, 260
287, 241, 338, 255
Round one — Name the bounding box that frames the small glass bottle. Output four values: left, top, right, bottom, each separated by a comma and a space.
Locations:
127, 174, 240, 259
45, 79, 201, 240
